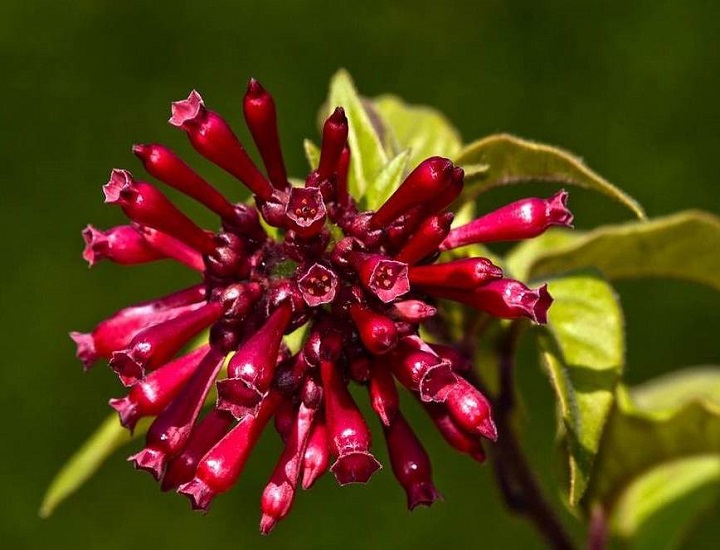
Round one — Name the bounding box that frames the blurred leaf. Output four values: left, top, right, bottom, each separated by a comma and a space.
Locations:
303, 138, 320, 170
324, 69, 388, 200
455, 134, 646, 219
527, 211, 720, 291
538, 271, 624, 505
365, 149, 410, 211
461, 163, 490, 187
40, 414, 149, 518
372, 94, 462, 168
585, 367, 720, 546
611, 455, 720, 550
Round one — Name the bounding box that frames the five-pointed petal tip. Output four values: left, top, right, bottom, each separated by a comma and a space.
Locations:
169, 90, 205, 127
102, 169, 133, 204
330, 451, 382, 486
69, 331, 97, 371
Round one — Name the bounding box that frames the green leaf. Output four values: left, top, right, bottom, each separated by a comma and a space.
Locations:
584, 367, 720, 546
303, 138, 320, 171
504, 228, 580, 281
611, 455, 720, 550
526, 211, 720, 291
537, 270, 624, 505
372, 94, 462, 168
323, 69, 388, 201
40, 414, 149, 518
455, 134, 646, 220
365, 149, 410, 211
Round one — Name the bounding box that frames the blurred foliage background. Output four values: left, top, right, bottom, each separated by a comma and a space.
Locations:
1, 0, 718, 547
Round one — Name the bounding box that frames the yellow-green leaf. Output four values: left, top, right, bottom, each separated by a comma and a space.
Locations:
538, 271, 624, 505
585, 367, 720, 546
611, 455, 720, 550
527, 211, 720, 291
455, 134, 646, 220
40, 414, 149, 518
303, 138, 320, 171
372, 94, 462, 168
365, 149, 410, 211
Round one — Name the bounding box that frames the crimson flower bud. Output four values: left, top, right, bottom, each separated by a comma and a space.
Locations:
317, 107, 348, 180
273, 399, 296, 443
348, 304, 398, 355
103, 169, 215, 254
368, 359, 399, 426
445, 378, 497, 441
70, 285, 206, 370
177, 391, 281, 511
301, 414, 330, 490
390, 300, 437, 323
109, 345, 209, 432
243, 79, 289, 190
135, 226, 205, 271
422, 401, 486, 462
335, 146, 351, 206
425, 279, 553, 324
285, 187, 327, 237
442, 190, 573, 250
82, 224, 163, 266
275, 352, 309, 395
384, 413, 442, 510
394, 212, 454, 265
129, 347, 226, 480
409, 258, 503, 289
260, 403, 315, 534
297, 263, 338, 307
169, 90, 274, 200
389, 345, 457, 403
320, 357, 381, 485
350, 253, 410, 303
161, 409, 234, 492
217, 302, 293, 418
110, 301, 223, 386
132, 143, 236, 219
370, 157, 454, 228
429, 343, 473, 374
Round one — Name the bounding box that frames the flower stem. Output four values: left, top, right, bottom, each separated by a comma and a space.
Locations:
466, 323, 576, 550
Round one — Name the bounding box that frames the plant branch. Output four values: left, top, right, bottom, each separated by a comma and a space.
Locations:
466, 323, 576, 550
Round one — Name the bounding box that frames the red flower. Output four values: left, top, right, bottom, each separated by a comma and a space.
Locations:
71, 79, 573, 533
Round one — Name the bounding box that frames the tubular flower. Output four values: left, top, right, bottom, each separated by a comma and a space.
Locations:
71, 79, 573, 533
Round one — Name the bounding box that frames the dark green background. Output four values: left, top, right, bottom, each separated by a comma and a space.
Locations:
2, 0, 718, 547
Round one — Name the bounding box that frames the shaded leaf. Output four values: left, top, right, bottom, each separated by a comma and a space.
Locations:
455, 134, 646, 219
365, 149, 410, 211
372, 94, 462, 168
40, 414, 149, 518
611, 455, 720, 550
538, 271, 624, 505
323, 69, 388, 200
527, 211, 720, 291
585, 367, 720, 546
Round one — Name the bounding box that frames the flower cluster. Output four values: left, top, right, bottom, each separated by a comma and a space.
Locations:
72, 79, 573, 533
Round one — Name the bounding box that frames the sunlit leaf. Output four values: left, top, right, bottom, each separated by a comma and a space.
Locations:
538, 271, 624, 505
40, 414, 149, 518
526, 211, 720, 292
455, 134, 646, 219
303, 138, 320, 171
323, 69, 388, 200
372, 94, 462, 168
